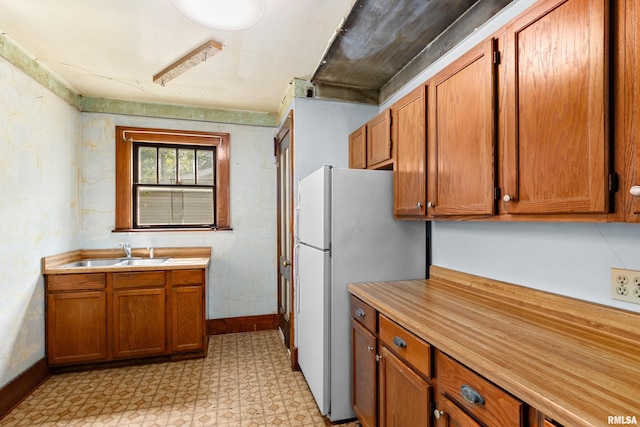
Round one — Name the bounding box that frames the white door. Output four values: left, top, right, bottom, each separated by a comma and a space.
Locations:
296, 243, 330, 415
298, 166, 330, 250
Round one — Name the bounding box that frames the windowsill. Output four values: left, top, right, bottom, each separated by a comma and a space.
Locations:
112, 227, 233, 233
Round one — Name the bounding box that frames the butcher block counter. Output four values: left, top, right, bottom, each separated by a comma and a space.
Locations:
348, 266, 640, 427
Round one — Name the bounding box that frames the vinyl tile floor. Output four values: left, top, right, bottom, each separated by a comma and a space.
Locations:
1, 330, 359, 427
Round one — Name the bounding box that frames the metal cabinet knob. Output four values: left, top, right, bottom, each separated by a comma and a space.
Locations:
460, 384, 484, 405
417, 202, 423, 208
283, 260, 290, 267
367, 346, 374, 352
392, 336, 407, 348
503, 194, 512, 203
355, 308, 366, 318
630, 186, 640, 197
434, 409, 444, 419
426, 202, 434, 208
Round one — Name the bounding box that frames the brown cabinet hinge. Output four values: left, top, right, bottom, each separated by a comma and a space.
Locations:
493, 50, 501, 65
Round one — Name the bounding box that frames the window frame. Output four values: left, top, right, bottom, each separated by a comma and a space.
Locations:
115, 126, 230, 231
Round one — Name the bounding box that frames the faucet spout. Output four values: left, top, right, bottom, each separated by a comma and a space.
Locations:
120, 242, 132, 258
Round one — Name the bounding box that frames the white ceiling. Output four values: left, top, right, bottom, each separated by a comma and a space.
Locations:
0, 0, 356, 114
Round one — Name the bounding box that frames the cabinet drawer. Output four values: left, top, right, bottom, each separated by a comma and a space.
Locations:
112, 271, 166, 289
379, 314, 431, 379
170, 269, 203, 286
437, 351, 523, 427
47, 273, 105, 292
350, 295, 376, 333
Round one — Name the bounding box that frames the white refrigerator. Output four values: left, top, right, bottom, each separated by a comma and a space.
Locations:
295, 166, 427, 422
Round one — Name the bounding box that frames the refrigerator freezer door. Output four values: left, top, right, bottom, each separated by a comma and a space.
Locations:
296, 243, 331, 415
298, 166, 331, 250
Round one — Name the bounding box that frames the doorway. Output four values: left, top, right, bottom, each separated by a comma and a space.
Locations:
275, 111, 296, 368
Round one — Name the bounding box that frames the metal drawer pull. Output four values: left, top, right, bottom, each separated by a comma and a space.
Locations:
355, 308, 366, 317
392, 336, 407, 348
460, 384, 484, 405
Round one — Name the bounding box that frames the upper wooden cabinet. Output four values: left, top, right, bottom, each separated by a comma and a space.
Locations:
427, 39, 497, 217
502, 0, 609, 215
349, 125, 367, 169
393, 85, 427, 217
617, 0, 640, 221
367, 109, 393, 169
349, 110, 393, 170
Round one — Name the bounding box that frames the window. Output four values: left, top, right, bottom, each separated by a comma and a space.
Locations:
115, 126, 230, 230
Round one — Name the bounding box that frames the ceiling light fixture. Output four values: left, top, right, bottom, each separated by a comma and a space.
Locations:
153, 40, 222, 86
170, 0, 266, 31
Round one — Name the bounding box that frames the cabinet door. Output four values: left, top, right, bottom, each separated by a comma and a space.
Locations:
46, 291, 107, 365
393, 85, 427, 217
112, 288, 166, 358
434, 395, 482, 427
503, 0, 609, 214
624, 0, 640, 220
349, 125, 367, 169
379, 345, 431, 427
428, 39, 496, 216
352, 320, 377, 427
172, 285, 204, 352
367, 109, 392, 168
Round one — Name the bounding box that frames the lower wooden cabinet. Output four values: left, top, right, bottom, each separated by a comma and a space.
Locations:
352, 319, 377, 427
436, 351, 523, 427
170, 269, 206, 352
378, 345, 431, 427
351, 296, 433, 427
45, 268, 207, 368
46, 289, 107, 365
350, 294, 533, 427
112, 287, 167, 359
434, 395, 482, 427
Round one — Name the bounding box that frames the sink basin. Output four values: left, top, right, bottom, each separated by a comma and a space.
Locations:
59, 257, 169, 268
116, 258, 169, 266
60, 258, 132, 268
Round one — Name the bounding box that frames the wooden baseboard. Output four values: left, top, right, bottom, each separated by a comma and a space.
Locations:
207, 314, 278, 335
0, 358, 50, 420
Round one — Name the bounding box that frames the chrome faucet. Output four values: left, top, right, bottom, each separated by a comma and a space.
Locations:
120, 242, 132, 258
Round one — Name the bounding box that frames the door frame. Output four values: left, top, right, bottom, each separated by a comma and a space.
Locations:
275, 110, 298, 369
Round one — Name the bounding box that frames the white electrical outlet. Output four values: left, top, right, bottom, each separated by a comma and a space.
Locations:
610, 268, 640, 305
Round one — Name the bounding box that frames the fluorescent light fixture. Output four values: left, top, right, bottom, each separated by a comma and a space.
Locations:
170, 0, 266, 31
153, 40, 222, 86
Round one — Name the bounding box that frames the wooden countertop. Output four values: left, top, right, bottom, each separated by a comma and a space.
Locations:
42, 247, 211, 274
348, 266, 640, 427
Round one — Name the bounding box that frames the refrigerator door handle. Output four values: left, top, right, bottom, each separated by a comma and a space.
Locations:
294, 242, 300, 313
294, 179, 302, 243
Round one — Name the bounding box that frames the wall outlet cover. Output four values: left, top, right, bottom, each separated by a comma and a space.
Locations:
610, 268, 640, 305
